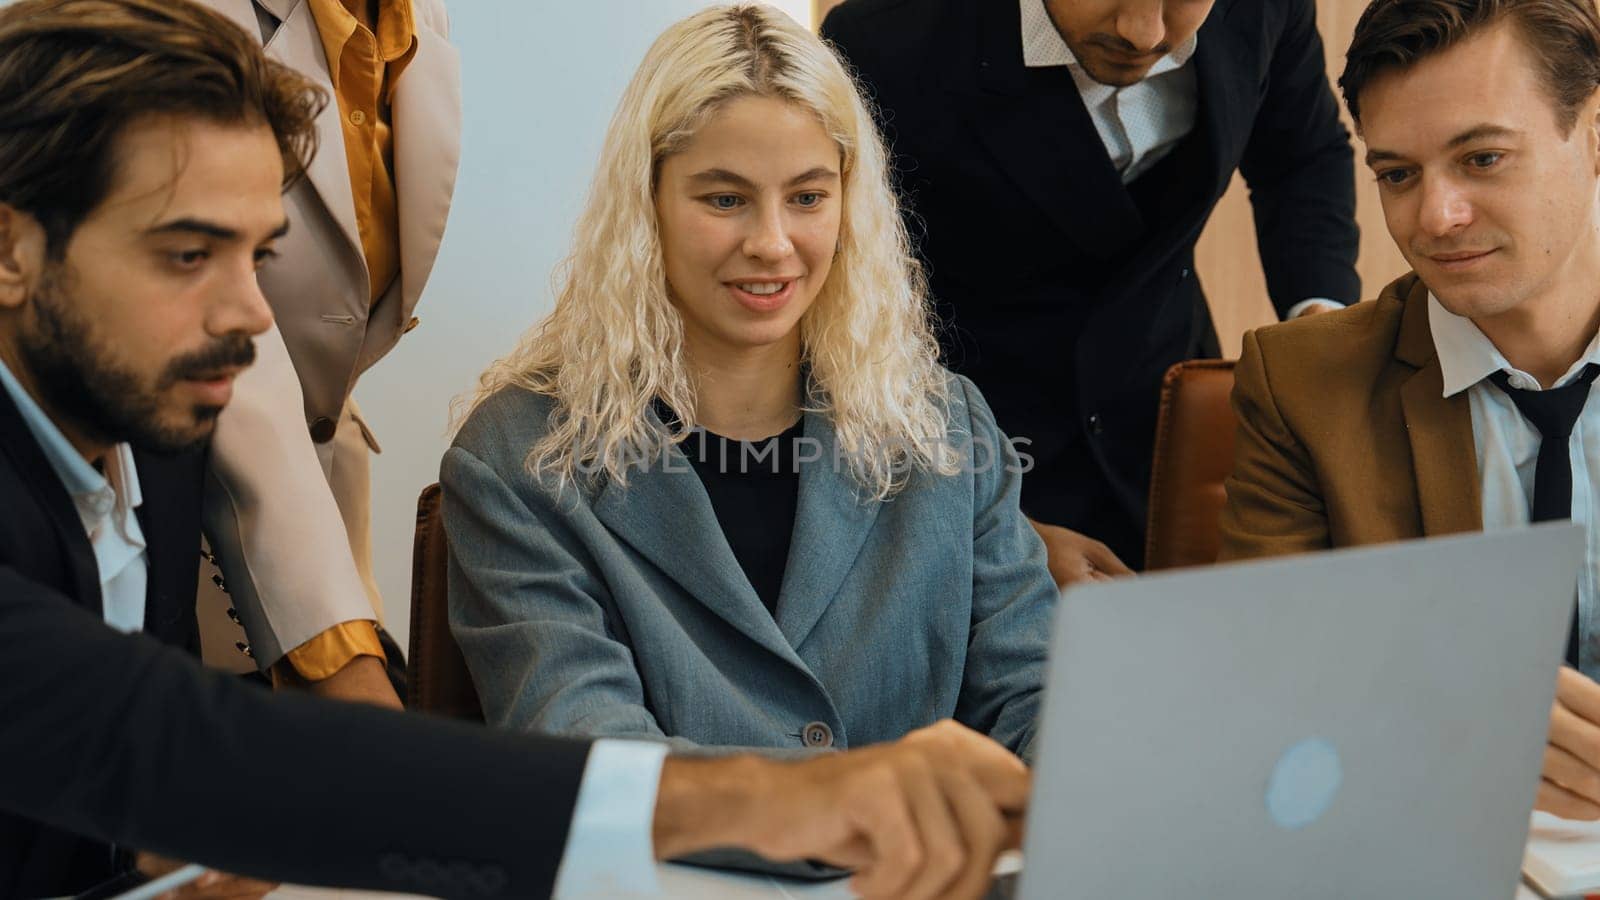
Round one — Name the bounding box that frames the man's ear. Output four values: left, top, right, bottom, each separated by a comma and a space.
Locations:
1591, 92, 1600, 177
0, 204, 45, 312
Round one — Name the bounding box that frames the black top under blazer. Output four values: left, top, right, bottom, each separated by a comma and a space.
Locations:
822, 0, 1361, 563
0, 386, 590, 899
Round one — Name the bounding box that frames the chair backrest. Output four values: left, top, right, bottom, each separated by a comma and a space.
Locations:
407, 483, 484, 720
1144, 360, 1238, 571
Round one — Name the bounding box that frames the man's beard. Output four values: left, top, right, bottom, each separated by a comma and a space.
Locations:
17, 264, 256, 455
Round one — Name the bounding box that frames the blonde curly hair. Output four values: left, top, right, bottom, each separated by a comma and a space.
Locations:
461, 3, 956, 500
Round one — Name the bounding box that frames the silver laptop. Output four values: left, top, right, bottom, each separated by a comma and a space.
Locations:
1014, 524, 1585, 899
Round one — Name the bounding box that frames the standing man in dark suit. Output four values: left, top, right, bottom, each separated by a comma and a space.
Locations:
822, 0, 1361, 581
0, 2, 1030, 897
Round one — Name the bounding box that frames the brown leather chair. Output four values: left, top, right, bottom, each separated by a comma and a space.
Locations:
1143, 360, 1238, 571
407, 483, 484, 720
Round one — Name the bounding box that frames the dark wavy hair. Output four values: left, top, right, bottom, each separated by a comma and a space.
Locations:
0, 0, 327, 255
1341, 0, 1600, 132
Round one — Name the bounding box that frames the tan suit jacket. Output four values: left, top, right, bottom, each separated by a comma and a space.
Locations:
1218, 274, 1483, 562
198, 0, 461, 666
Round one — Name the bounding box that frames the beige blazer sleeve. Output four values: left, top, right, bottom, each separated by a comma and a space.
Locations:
196, 0, 460, 667
1217, 328, 1334, 562
202, 325, 374, 667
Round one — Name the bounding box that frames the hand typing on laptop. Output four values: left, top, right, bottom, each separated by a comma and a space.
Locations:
134, 853, 273, 900
1539, 668, 1600, 820
653, 720, 1029, 900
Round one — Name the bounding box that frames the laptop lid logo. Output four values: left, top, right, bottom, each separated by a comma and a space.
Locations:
1265, 738, 1342, 830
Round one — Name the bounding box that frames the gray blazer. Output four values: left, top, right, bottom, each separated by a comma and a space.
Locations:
442, 374, 1055, 758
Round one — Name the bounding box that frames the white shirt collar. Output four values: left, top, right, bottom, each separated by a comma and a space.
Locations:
0, 355, 143, 523
1019, 0, 1198, 80
1429, 291, 1600, 397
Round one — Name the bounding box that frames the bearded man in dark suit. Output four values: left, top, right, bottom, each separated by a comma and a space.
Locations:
0, 3, 1030, 897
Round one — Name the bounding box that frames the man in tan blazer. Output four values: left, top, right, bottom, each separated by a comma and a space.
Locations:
195, 0, 459, 703
1219, 0, 1600, 821
1220, 273, 1480, 557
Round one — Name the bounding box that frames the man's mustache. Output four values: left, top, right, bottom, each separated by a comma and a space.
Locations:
162, 333, 257, 385
1087, 34, 1170, 56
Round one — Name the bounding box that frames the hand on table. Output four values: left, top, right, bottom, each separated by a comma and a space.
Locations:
1538, 667, 1600, 819
135, 852, 276, 900
1028, 519, 1134, 586
654, 719, 1029, 900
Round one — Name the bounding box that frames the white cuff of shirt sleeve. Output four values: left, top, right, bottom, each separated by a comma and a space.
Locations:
551, 739, 670, 899
1286, 298, 1345, 319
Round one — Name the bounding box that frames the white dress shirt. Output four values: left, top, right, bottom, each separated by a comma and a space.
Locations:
1019, 0, 1197, 184
553, 740, 671, 897
1430, 294, 1600, 676
1018, 0, 1337, 319
0, 357, 147, 632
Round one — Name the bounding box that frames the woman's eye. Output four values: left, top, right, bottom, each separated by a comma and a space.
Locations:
708, 194, 742, 210
794, 192, 824, 208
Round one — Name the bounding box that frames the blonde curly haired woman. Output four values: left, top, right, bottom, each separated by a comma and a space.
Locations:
443, 4, 1056, 767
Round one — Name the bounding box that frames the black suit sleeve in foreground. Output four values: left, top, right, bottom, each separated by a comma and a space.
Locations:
0, 567, 592, 899
1239, 0, 1362, 316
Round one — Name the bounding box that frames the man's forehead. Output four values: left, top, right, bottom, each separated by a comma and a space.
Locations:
94, 116, 286, 235
1359, 32, 1548, 156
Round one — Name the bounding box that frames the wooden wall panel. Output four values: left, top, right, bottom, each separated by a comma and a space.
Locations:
1195, 0, 1408, 356
812, 0, 1407, 358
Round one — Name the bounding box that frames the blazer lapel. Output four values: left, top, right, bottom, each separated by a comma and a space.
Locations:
0, 390, 100, 616
390, 24, 461, 324
774, 411, 881, 651
591, 441, 798, 663
212, 0, 269, 37
946, 0, 1141, 258
132, 501, 170, 638
131, 451, 203, 647
255, 0, 297, 21
257, 0, 365, 265
1393, 277, 1483, 536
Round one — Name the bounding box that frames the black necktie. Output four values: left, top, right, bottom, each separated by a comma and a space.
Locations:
1487, 363, 1600, 667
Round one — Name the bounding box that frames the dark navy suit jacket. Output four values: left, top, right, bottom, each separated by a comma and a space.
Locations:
823, 0, 1361, 563
0, 386, 591, 899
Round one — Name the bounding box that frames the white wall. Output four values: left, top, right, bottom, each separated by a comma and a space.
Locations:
357, 1, 812, 648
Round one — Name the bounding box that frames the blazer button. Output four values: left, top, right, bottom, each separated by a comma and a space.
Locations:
802, 722, 834, 748
413, 858, 446, 887
309, 416, 338, 443
378, 852, 411, 880
1086, 412, 1104, 436
470, 864, 509, 895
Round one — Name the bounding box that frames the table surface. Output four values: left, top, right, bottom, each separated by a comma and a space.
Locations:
270, 863, 853, 900
269, 866, 1549, 900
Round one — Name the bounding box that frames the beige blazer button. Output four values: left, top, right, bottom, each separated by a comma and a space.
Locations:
309, 416, 337, 443
348, 109, 367, 126
802, 722, 833, 748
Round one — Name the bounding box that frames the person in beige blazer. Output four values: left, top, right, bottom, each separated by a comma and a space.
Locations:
195, 0, 460, 703
1219, 0, 1600, 824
